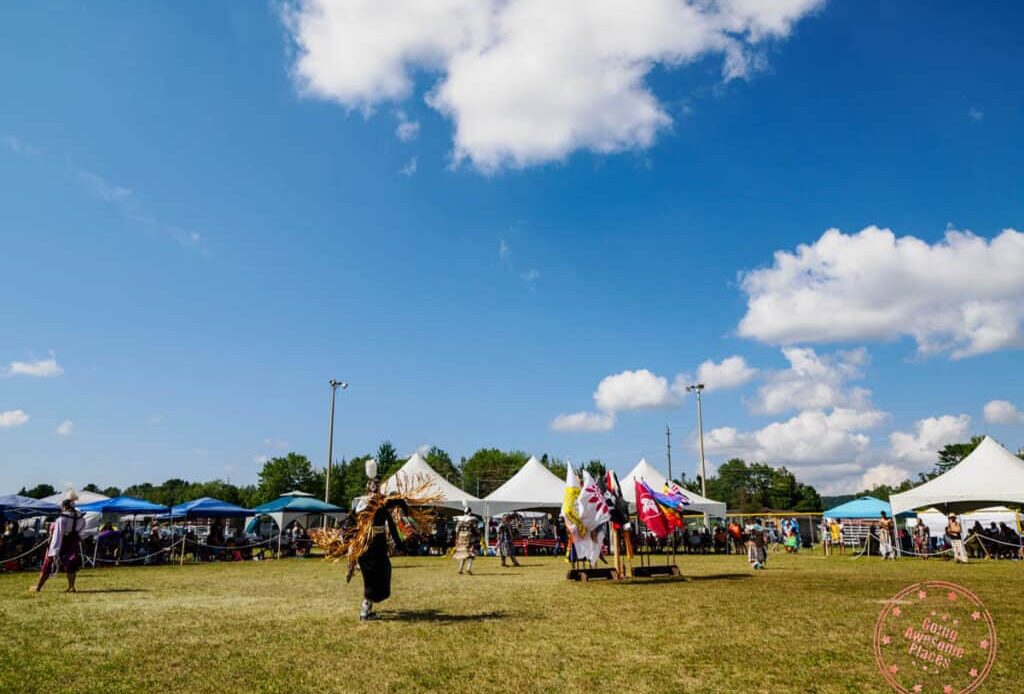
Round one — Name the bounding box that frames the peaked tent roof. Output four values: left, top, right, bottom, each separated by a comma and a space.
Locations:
620, 458, 727, 518
77, 496, 169, 515
42, 490, 109, 506
824, 495, 914, 519
165, 497, 252, 519
890, 436, 1024, 515
483, 456, 564, 514
0, 494, 61, 519
383, 453, 480, 511
251, 495, 343, 514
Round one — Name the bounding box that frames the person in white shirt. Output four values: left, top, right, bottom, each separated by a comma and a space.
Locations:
30, 496, 86, 593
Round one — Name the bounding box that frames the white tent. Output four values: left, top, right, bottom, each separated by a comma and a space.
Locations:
483, 456, 565, 516
384, 452, 481, 512
32, 490, 110, 539
890, 436, 1024, 515
620, 458, 727, 518
916, 506, 1020, 538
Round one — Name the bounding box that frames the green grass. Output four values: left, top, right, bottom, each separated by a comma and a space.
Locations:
1, 551, 1021, 693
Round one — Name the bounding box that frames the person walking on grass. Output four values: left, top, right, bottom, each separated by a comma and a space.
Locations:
30, 494, 85, 594
497, 514, 520, 568
747, 519, 766, 570
453, 502, 480, 575
946, 514, 968, 564
912, 518, 930, 559
877, 511, 896, 560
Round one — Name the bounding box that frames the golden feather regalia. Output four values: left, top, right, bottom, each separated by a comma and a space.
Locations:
311, 466, 439, 619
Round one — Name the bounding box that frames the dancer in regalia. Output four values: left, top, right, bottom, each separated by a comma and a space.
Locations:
496, 514, 520, 567
313, 459, 438, 621
452, 502, 480, 575
30, 492, 85, 593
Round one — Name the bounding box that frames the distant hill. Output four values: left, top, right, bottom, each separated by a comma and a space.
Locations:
820, 494, 857, 509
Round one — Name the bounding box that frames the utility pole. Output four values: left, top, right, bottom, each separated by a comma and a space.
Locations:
324, 379, 348, 526
665, 424, 673, 484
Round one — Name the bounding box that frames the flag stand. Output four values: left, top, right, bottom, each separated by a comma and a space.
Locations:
630, 514, 680, 578
566, 525, 618, 581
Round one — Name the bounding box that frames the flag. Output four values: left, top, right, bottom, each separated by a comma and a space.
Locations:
635, 479, 670, 538
560, 466, 583, 539
576, 470, 611, 531
570, 470, 609, 566
604, 470, 630, 528
664, 481, 693, 506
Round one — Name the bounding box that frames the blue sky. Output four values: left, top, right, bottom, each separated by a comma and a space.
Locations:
1, 1, 1022, 495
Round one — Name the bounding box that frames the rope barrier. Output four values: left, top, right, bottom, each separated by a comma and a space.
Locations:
91, 536, 186, 564
0, 537, 49, 564
184, 537, 275, 551
851, 530, 952, 559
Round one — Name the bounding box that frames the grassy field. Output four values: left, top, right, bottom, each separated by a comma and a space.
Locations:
1, 551, 1020, 693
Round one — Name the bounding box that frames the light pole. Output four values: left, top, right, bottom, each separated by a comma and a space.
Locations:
685, 383, 707, 498
324, 379, 348, 522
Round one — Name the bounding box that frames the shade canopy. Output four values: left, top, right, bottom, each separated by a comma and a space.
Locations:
251, 496, 343, 514
483, 456, 564, 515
0, 494, 60, 519
250, 494, 344, 532
383, 452, 480, 512
39, 490, 110, 538
620, 458, 727, 518
77, 496, 169, 515
824, 496, 914, 519
164, 497, 252, 519
890, 436, 1024, 515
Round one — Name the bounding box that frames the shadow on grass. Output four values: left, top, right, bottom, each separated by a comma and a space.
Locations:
73, 588, 149, 594
382, 609, 508, 623
684, 573, 752, 582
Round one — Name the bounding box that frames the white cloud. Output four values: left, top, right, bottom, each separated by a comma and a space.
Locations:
859, 463, 911, 490
703, 406, 887, 491
695, 355, 757, 391
78, 170, 132, 202
56, 420, 74, 436
968, 107, 984, 122
550, 410, 616, 432
889, 414, 971, 466
254, 455, 270, 464
520, 268, 540, 283
750, 347, 869, 414
395, 110, 421, 141
263, 438, 289, 450
499, 239, 511, 261
149, 415, 163, 425
0, 410, 29, 428
6, 353, 63, 378
283, 0, 822, 172
983, 399, 1024, 425
2, 135, 40, 156
738, 226, 1024, 358
594, 369, 679, 412
399, 157, 418, 175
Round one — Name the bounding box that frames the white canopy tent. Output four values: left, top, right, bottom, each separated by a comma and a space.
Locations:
620, 458, 727, 518
30, 490, 110, 539
483, 456, 564, 516
384, 452, 481, 512
891, 436, 1024, 515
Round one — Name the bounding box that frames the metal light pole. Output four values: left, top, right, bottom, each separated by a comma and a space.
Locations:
685, 383, 707, 497
665, 424, 673, 484
324, 379, 348, 525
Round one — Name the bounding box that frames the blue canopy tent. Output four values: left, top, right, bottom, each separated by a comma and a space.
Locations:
823, 496, 914, 520
78, 496, 169, 515
0, 494, 60, 520
249, 493, 345, 557
160, 497, 251, 519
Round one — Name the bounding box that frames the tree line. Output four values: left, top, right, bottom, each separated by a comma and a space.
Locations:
25, 435, 1006, 512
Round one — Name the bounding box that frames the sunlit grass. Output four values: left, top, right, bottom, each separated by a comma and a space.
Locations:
1, 551, 1021, 693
